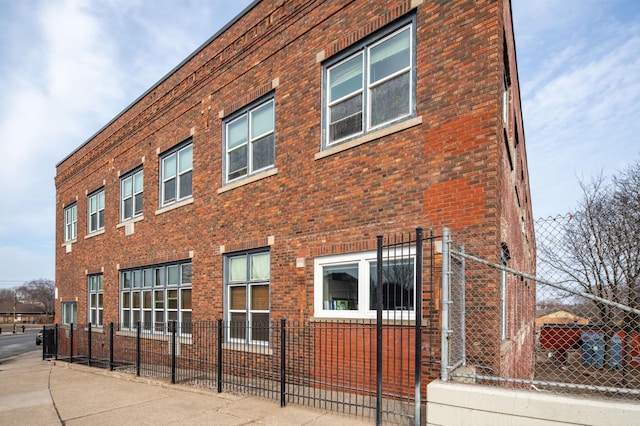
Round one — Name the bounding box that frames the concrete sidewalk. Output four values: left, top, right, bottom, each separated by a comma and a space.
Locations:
0, 350, 372, 425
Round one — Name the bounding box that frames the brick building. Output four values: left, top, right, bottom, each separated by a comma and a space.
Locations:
55, 0, 535, 389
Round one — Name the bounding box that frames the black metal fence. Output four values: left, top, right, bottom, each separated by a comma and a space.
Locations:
46, 228, 440, 425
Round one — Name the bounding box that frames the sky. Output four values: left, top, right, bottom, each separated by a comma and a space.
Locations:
0, 0, 638, 286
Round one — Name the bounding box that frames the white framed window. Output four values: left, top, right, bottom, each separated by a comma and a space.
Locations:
62, 302, 77, 325
160, 141, 192, 207
64, 204, 77, 242
224, 97, 275, 183
225, 250, 270, 344
314, 249, 415, 319
88, 274, 103, 327
502, 65, 510, 130
120, 261, 192, 335
500, 243, 510, 341
323, 19, 414, 147
87, 189, 105, 234
121, 168, 143, 221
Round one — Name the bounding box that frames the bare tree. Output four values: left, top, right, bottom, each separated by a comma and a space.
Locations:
0, 288, 17, 302
539, 161, 640, 372
16, 279, 55, 315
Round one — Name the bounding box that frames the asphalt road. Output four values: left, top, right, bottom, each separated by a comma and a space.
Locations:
0, 328, 41, 361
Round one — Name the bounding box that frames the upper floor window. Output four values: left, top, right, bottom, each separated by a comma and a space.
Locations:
160, 142, 192, 207
224, 97, 275, 183
88, 274, 103, 327
324, 21, 414, 147
121, 168, 143, 221
64, 204, 77, 242
87, 189, 105, 234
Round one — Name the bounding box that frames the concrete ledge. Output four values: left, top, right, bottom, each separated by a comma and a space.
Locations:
426, 381, 640, 426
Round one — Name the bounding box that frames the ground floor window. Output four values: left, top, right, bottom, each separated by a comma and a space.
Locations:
314, 248, 415, 319
88, 274, 103, 327
120, 260, 192, 335
225, 249, 270, 344
62, 302, 77, 325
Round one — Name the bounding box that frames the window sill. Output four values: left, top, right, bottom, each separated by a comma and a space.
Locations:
311, 315, 415, 325
116, 215, 144, 229
217, 168, 278, 194
116, 329, 193, 344
222, 342, 272, 355
85, 229, 105, 240
155, 198, 194, 216
315, 115, 423, 160
61, 239, 77, 248
84, 326, 105, 333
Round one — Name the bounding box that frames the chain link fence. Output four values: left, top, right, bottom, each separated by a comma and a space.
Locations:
443, 216, 640, 401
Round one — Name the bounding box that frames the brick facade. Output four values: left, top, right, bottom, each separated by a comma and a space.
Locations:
55, 0, 535, 381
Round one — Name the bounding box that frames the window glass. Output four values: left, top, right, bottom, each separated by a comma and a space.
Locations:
230, 286, 246, 310
229, 256, 247, 282
225, 98, 275, 183
167, 265, 179, 285
322, 264, 358, 311
251, 285, 269, 310
251, 252, 270, 280
324, 22, 413, 146
369, 258, 414, 310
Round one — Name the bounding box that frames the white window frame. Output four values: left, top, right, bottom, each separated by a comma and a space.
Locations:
88, 274, 103, 327
160, 142, 193, 208
62, 302, 77, 326
313, 248, 416, 320
224, 97, 275, 184
64, 204, 77, 242
323, 19, 415, 148
225, 250, 270, 345
87, 189, 105, 234
500, 244, 510, 341
120, 168, 143, 222
120, 261, 192, 335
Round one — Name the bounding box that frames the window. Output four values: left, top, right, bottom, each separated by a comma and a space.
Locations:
62, 302, 77, 325
120, 261, 192, 335
87, 189, 105, 233
324, 21, 414, 146
64, 204, 77, 242
121, 169, 143, 221
88, 274, 103, 327
500, 243, 510, 341
314, 249, 415, 319
225, 250, 270, 344
160, 142, 192, 207
224, 98, 275, 183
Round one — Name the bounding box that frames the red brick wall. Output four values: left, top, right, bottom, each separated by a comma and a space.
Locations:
55, 0, 534, 381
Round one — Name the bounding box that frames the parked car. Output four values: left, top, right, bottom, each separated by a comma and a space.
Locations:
36, 331, 43, 345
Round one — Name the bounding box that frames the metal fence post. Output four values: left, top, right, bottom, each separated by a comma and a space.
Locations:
280, 318, 286, 407
88, 322, 92, 367
70, 323, 74, 364
41, 325, 46, 360
376, 234, 383, 426
217, 319, 223, 393
54, 324, 58, 360
171, 320, 177, 384
109, 322, 114, 371
136, 321, 141, 376
440, 228, 450, 382
414, 227, 423, 426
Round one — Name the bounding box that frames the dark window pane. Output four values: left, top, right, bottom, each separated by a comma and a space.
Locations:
98, 211, 104, 229
228, 146, 247, 180
370, 72, 410, 127
369, 259, 414, 310
123, 198, 133, 219
230, 313, 246, 340
164, 178, 176, 203
179, 170, 192, 199
134, 193, 143, 215
329, 94, 362, 142
252, 134, 275, 171
251, 313, 269, 342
